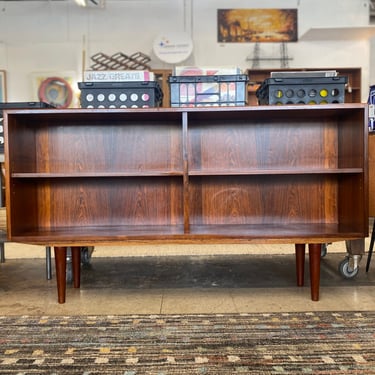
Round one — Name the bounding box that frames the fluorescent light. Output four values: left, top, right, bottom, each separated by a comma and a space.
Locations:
74, 0, 87, 7
74, 0, 106, 8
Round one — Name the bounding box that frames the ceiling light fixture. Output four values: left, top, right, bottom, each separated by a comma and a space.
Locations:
74, 0, 87, 7
74, 0, 105, 8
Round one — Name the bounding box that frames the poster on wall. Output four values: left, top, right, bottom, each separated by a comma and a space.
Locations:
218, 9, 298, 43
153, 32, 194, 64
31, 72, 77, 108
0, 71, 6, 102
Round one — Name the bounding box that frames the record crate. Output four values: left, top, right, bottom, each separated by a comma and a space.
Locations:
256, 76, 348, 105
78, 81, 163, 109
168, 74, 248, 107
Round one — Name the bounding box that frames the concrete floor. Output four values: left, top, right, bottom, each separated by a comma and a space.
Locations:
0, 241, 374, 316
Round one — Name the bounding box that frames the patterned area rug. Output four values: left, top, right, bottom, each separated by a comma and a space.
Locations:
1, 311, 375, 374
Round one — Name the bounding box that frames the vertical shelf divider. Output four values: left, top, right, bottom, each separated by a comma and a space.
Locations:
182, 111, 190, 233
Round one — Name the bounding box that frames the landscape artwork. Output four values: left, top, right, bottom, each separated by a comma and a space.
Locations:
218, 9, 298, 43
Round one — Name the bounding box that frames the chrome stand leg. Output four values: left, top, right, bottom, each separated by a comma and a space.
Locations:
0, 242, 4, 263
46, 246, 52, 280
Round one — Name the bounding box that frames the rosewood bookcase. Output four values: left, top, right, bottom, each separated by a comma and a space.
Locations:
3, 104, 368, 303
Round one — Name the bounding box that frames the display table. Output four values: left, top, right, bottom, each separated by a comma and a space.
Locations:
3, 105, 368, 303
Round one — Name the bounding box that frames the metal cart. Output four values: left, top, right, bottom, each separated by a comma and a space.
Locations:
322, 239, 365, 279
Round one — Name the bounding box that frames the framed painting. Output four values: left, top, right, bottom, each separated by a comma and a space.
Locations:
31, 71, 77, 108
218, 9, 298, 43
0, 71, 6, 102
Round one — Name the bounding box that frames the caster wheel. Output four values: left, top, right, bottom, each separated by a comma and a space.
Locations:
81, 246, 94, 266
321, 244, 328, 258
339, 257, 359, 279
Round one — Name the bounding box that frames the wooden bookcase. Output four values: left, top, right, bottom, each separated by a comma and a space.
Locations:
247, 68, 362, 106
4, 104, 368, 303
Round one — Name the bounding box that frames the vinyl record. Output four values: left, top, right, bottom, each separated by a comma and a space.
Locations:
38, 76, 73, 108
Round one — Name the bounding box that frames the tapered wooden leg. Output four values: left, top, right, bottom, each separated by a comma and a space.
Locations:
71, 246, 81, 289
54, 246, 67, 304
309, 243, 321, 301
295, 243, 305, 286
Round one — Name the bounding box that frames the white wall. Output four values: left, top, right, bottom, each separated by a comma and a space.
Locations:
0, 0, 372, 103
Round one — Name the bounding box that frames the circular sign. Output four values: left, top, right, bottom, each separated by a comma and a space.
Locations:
153, 32, 193, 64
38, 77, 73, 108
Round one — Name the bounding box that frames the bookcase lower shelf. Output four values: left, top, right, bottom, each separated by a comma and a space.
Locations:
10, 224, 366, 246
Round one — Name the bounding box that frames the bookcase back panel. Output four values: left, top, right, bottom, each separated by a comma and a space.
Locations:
188, 175, 339, 225
188, 122, 338, 171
